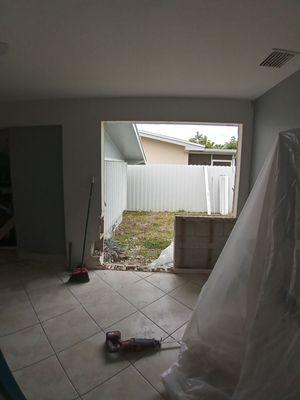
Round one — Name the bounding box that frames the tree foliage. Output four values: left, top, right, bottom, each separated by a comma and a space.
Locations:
189, 132, 237, 149
224, 136, 238, 149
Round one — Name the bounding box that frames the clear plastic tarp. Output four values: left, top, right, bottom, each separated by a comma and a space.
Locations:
149, 241, 174, 270
163, 130, 300, 400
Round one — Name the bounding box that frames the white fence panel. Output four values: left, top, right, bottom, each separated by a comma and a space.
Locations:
206, 166, 236, 214
104, 160, 127, 236
127, 164, 235, 214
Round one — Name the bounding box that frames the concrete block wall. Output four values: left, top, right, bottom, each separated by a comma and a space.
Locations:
174, 215, 236, 271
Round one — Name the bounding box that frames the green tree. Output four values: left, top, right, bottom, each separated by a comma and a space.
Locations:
189, 132, 215, 148
224, 136, 238, 149
189, 132, 238, 149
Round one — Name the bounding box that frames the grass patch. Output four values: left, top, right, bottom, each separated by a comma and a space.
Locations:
113, 211, 176, 265
113, 210, 207, 265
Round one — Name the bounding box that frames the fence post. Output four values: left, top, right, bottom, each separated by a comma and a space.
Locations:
204, 166, 211, 215
219, 175, 229, 215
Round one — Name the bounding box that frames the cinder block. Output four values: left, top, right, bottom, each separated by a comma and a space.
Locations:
174, 216, 236, 271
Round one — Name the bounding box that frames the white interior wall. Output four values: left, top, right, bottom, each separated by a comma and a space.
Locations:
0, 97, 253, 265
252, 69, 300, 183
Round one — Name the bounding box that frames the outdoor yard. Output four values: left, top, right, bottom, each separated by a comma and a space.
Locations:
105, 211, 206, 267
106, 211, 175, 266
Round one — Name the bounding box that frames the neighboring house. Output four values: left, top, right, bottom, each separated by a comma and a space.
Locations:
103, 122, 145, 237
139, 131, 236, 166
140, 131, 204, 164
188, 148, 236, 167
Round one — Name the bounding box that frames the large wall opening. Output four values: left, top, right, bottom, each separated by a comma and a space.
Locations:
100, 121, 242, 272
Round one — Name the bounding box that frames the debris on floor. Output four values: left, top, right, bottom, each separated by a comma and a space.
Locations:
99, 261, 174, 274
149, 242, 174, 271
102, 237, 174, 273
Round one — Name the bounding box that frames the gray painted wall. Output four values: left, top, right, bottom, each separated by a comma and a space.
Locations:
0, 97, 253, 265
9, 126, 66, 255
252, 69, 300, 183
0, 130, 9, 154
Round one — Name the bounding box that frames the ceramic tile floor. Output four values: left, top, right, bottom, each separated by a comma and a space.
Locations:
0, 252, 208, 400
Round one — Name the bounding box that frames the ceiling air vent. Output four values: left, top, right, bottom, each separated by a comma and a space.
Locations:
260, 48, 299, 68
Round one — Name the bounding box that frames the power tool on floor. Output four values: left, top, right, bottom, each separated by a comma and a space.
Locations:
106, 331, 179, 353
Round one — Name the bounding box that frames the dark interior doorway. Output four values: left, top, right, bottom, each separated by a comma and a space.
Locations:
0, 130, 16, 247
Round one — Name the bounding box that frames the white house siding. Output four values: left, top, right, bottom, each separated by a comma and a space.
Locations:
104, 127, 128, 237
104, 129, 124, 160
104, 160, 127, 237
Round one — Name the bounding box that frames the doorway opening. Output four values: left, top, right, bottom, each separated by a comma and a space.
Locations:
0, 130, 16, 248
100, 121, 242, 272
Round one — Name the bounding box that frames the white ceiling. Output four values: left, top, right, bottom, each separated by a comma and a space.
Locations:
1, 0, 300, 101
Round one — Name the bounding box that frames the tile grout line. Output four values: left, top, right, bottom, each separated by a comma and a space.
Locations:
5, 268, 189, 399
12, 353, 55, 374
39, 305, 81, 324
101, 285, 183, 340
114, 283, 192, 337
95, 272, 192, 339
54, 330, 102, 355
95, 271, 169, 308
79, 272, 184, 348
57, 271, 157, 345
96, 269, 145, 286
78, 363, 132, 398
0, 321, 41, 338
103, 309, 139, 330
57, 273, 174, 366
144, 277, 190, 293
167, 293, 195, 311
57, 272, 107, 333
4, 272, 183, 358
20, 280, 81, 399
93, 274, 174, 336
143, 275, 204, 310
130, 362, 164, 399
166, 320, 188, 339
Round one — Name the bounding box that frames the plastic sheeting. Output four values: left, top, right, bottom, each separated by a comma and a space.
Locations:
162, 130, 300, 400
149, 241, 174, 270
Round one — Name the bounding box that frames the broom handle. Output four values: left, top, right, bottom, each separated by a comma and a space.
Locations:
81, 177, 95, 267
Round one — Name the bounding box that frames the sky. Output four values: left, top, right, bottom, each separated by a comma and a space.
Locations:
136, 123, 238, 145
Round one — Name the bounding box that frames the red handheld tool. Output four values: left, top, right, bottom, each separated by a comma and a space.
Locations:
106, 331, 162, 353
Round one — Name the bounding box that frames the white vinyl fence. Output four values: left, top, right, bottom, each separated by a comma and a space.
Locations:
104, 160, 127, 236
127, 164, 235, 214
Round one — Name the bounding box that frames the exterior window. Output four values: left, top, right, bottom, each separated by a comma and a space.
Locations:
212, 160, 232, 166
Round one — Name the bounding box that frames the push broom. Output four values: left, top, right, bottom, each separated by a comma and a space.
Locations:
68, 177, 95, 283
